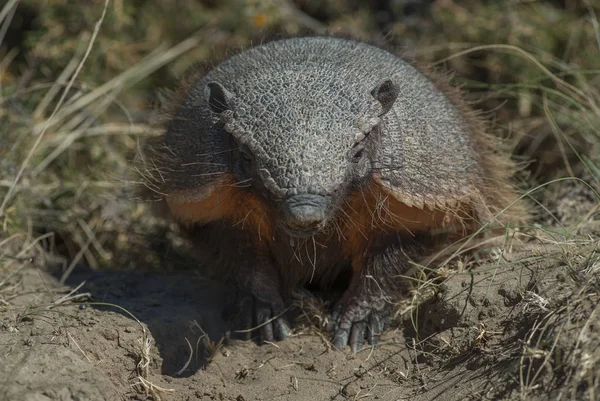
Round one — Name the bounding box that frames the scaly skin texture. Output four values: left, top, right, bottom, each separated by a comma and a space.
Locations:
143, 36, 527, 352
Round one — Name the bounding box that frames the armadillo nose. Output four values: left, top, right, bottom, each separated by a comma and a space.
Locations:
281, 195, 327, 235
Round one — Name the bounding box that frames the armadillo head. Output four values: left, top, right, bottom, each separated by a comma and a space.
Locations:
205, 72, 399, 237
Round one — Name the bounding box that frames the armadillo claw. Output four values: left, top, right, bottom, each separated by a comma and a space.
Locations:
274, 318, 291, 341
331, 306, 390, 353
332, 326, 349, 351
368, 312, 384, 346
233, 295, 290, 343
255, 299, 290, 342
255, 301, 275, 342
349, 321, 367, 353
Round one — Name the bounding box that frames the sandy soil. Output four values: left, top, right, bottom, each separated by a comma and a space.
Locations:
1, 215, 598, 401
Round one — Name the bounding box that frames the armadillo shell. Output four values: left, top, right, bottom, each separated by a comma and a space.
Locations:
164, 37, 483, 208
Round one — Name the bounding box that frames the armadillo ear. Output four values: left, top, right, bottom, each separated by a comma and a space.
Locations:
205, 81, 234, 114
371, 79, 400, 116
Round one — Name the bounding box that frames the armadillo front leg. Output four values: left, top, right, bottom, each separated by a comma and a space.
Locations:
233, 251, 291, 343
332, 240, 414, 353
193, 224, 290, 342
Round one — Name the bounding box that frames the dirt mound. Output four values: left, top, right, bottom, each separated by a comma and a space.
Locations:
1, 226, 598, 401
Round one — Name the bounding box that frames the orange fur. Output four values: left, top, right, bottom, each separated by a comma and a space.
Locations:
166, 174, 273, 244
166, 177, 475, 271
340, 182, 474, 270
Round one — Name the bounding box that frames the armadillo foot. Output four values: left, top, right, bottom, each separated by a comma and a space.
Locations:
331, 301, 391, 353
234, 292, 290, 343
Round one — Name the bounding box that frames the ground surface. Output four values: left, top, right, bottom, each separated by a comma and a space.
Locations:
2, 217, 599, 400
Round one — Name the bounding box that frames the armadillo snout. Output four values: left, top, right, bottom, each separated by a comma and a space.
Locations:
281, 195, 327, 237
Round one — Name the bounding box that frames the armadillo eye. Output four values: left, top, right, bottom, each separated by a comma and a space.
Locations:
240, 146, 253, 163
352, 143, 365, 162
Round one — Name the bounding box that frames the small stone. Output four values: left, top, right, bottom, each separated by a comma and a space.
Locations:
101, 328, 118, 341
342, 382, 360, 397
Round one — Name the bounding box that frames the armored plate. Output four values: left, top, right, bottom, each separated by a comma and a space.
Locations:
164, 37, 482, 208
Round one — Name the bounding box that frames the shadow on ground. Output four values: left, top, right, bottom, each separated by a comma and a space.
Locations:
58, 265, 235, 377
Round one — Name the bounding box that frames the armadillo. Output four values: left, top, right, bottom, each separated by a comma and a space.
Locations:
142, 36, 527, 352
